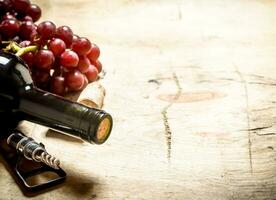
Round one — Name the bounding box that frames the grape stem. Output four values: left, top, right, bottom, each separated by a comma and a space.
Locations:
2, 41, 38, 57
11, 42, 21, 52
15, 45, 38, 57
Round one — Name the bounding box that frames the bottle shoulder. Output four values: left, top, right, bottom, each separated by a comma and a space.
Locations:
0, 51, 33, 88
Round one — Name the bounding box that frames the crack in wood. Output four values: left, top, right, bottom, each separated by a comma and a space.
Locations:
256, 132, 276, 136
247, 126, 273, 131
177, 4, 182, 20
251, 106, 276, 112
247, 82, 276, 86
199, 79, 276, 87
161, 72, 182, 162
195, 71, 276, 88
234, 65, 253, 174
267, 146, 274, 150
245, 73, 276, 82
148, 79, 161, 86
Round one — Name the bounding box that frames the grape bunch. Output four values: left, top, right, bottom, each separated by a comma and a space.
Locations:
0, 0, 102, 96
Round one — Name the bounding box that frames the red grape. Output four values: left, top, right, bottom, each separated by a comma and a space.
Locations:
85, 64, 98, 82
52, 66, 62, 76
21, 51, 34, 69
72, 34, 79, 44
80, 75, 88, 90
32, 69, 51, 84
90, 60, 102, 73
55, 26, 73, 47
77, 56, 90, 73
0, 0, 13, 15
48, 38, 66, 57
0, 0, 104, 96
26, 4, 41, 22
87, 43, 100, 61
51, 76, 65, 95
19, 21, 37, 40
0, 19, 20, 38
60, 50, 79, 68
34, 49, 55, 70
72, 37, 91, 56
2, 14, 16, 21
13, 0, 31, 14
37, 21, 56, 40
22, 15, 33, 22
65, 70, 84, 91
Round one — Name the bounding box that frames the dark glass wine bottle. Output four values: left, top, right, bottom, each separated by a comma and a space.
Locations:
0, 51, 112, 144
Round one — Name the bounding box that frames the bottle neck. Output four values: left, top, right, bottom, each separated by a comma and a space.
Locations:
17, 86, 112, 144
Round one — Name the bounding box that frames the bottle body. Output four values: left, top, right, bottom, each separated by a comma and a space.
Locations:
0, 51, 112, 144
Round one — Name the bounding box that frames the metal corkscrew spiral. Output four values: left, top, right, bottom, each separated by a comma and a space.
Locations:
7, 132, 60, 169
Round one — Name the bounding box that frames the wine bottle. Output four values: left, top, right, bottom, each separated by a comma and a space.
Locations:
0, 51, 112, 144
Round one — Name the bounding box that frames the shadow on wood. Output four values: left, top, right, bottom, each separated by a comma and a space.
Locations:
62, 168, 99, 199
45, 129, 84, 144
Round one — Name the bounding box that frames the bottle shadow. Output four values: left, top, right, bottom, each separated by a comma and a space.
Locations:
45, 129, 84, 144
62, 168, 99, 198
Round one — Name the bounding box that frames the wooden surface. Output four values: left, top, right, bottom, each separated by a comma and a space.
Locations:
1, 0, 276, 199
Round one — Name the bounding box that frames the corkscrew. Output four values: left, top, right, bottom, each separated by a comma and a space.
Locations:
7, 133, 61, 169
0, 130, 66, 195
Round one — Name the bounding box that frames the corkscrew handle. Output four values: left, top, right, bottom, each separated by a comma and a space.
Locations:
7, 132, 61, 169
0, 129, 66, 194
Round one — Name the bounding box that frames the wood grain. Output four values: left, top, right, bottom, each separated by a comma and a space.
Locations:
1, 0, 276, 199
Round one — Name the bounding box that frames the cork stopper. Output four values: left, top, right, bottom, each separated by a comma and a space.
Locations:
66, 81, 106, 109
77, 82, 106, 109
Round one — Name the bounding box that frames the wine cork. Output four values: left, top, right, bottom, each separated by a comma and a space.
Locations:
77, 81, 106, 109
65, 81, 106, 109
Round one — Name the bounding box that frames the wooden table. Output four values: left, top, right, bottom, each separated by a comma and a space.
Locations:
1, 0, 276, 199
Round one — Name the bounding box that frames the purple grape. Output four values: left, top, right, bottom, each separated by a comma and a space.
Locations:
55, 26, 73, 47
19, 21, 37, 40
26, 4, 41, 22
37, 21, 56, 40
0, 19, 20, 38
13, 0, 31, 14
